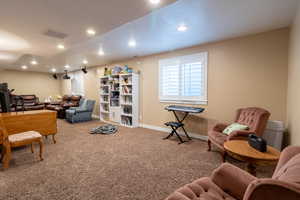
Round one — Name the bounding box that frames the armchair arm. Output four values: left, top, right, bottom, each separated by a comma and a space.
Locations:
74, 108, 88, 113
50, 101, 61, 105
274, 146, 300, 175
243, 179, 300, 200
212, 163, 257, 200
212, 123, 229, 132
227, 130, 254, 141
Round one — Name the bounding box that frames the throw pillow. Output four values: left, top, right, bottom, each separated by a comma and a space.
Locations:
222, 123, 249, 135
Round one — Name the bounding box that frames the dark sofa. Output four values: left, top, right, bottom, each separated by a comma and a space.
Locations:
46, 95, 82, 119
0, 94, 44, 112
21, 95, 45, 111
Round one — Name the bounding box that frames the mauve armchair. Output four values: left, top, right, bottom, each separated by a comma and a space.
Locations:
65, 99, 95, 123
165, 146, 300, 200
208, 107, 270, 162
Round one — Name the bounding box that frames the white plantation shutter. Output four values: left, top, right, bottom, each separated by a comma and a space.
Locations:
159, 52, 208, 104
71, 71, 85, 96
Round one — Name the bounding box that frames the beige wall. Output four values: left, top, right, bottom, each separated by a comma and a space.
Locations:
62, 28, 289, 136
0, 69, 61, 101
287, 3, 300, 145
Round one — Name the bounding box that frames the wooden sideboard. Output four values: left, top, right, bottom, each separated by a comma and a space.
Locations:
0, 110, 58, 143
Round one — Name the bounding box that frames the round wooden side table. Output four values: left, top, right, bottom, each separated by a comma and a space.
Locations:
224, 140, 280, 176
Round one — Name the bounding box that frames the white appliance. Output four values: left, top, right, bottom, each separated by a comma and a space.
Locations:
262, 120, 285, 150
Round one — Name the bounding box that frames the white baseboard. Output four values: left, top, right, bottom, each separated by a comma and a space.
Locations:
92, 115, 100, 120
140, 123, 208, 141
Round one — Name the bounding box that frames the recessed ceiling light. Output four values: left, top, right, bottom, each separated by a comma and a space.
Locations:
57, 44, 65, 49
64, 65, 70, 69
149, 0, 160, 4
86, 28, 96, 36
51, 68, 57, 73
177, 24, 188, 32
83, 59, 88, 64
128, 39, 136, 47
98, 48, 104, 56
21, 65, 28, 70
31, 60, 38, 65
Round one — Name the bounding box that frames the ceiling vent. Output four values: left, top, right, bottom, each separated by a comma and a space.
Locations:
43, 29, 68, 39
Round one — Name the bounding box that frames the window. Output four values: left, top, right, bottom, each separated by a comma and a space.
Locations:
159, 52, 208, 104
70, 71, 85, 96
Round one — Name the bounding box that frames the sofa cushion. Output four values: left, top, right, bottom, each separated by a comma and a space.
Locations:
165, 177, 236, 200
71, 95, 81, 101
273, 154, 300, 184
25, 105, 45, 110
62, 95, 71, 101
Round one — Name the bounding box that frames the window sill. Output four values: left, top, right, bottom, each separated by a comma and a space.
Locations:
160, 100, 208, 105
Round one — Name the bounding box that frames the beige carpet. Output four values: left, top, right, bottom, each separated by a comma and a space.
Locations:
0, 120, 274, 200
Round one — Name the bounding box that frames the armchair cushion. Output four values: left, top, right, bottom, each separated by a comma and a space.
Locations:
211, 163, 257, 200
166, 177, 236, 200
8, 131, 42, 143
227, 130, 255, 141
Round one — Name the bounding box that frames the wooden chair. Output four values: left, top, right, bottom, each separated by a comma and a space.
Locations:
0, 118, 43, 169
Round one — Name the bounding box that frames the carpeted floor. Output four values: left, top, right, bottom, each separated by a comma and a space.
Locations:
0, 120, 274, 200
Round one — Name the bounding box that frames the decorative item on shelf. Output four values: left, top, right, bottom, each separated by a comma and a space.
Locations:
122, 116, 132, 126
120, 65, 133, 74
104, 67, 109, 76
101, 78, 108, 85
112, 66, 122, 75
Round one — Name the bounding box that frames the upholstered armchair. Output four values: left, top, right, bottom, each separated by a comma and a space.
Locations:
208, 107, 270, 161
65, 99, 95, 123
165, 146, 300, 200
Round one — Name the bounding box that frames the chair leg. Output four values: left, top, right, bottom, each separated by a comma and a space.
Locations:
52, 135, 56, 144
3, 145, 11, 169
38, 140, 44, 161
207, 139, 211, 151
0, 146, 4, 162
222, 151, 227, 163
30, 143, 34, 153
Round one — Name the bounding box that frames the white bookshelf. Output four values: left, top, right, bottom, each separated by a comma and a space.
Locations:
99, 73, 139, 128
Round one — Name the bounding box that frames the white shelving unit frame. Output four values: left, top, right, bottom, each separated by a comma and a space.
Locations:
99, 73, 139, 128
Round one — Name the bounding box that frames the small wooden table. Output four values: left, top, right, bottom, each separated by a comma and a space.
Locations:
224, 140, 280, 176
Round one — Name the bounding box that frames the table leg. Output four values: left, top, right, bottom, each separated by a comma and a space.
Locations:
246, 163, 256, 176
31, 143, 34, 153
2, 144, 11, 169
38, 139, 44, 161
52, 135, 56, 144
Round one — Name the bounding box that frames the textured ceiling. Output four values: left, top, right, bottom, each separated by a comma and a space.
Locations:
0, 0, 298, 73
